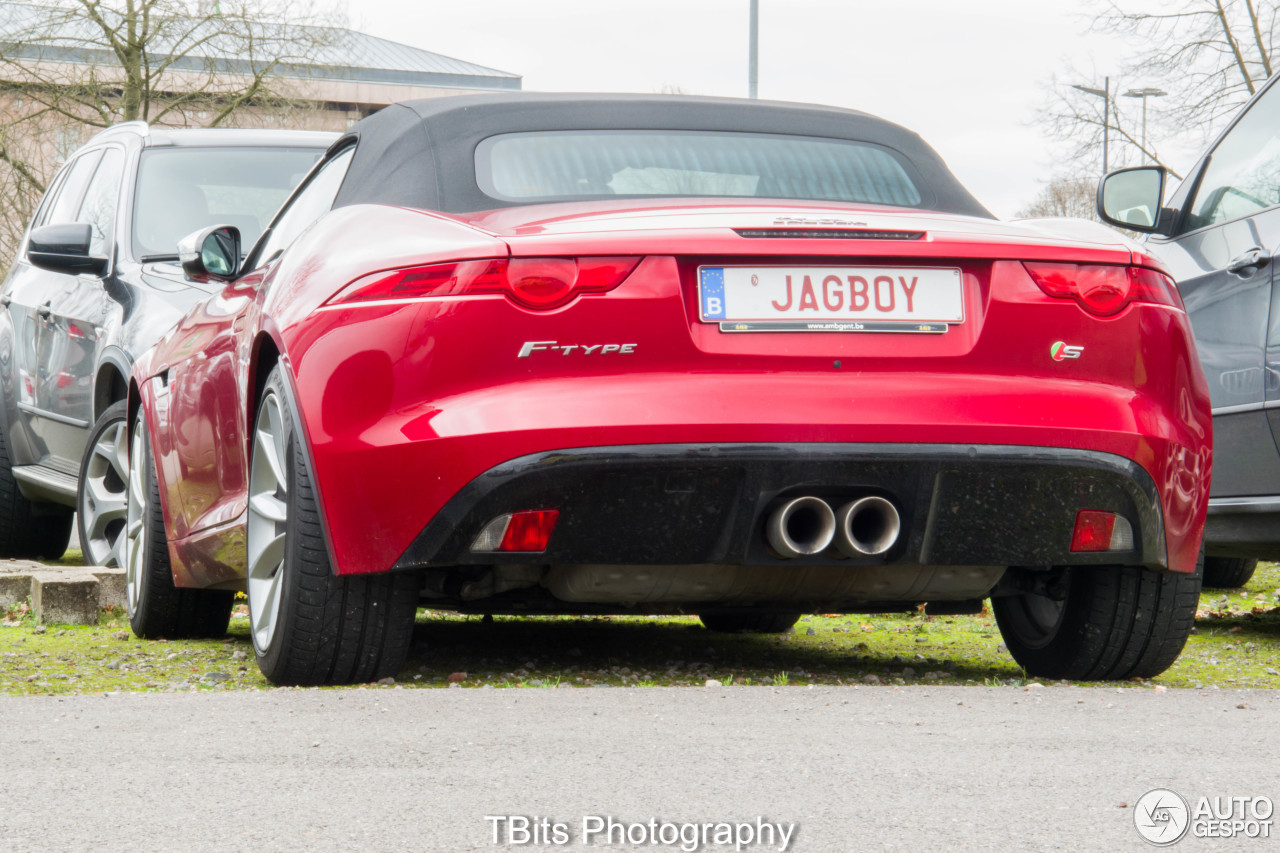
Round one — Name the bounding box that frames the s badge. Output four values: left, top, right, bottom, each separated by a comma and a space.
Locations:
1051, 342, 1083, 361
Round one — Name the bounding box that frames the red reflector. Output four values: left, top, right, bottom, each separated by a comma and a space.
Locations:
498, 509, 560, 552
507, 258, 577, 308
328, 257, 640, 309
1023, 262, 1182, 316
1070, 510, 1116, 552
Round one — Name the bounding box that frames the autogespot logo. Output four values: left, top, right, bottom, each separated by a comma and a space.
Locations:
1135, 789, 1192, 846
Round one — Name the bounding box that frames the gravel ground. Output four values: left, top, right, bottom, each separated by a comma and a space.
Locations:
0, 685, 1275, 852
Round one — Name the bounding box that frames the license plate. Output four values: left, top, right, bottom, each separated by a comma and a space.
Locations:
698, 265, 964, 332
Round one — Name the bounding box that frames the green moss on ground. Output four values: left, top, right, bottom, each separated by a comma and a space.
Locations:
46, 547, 84, 567
0, 563, 1275, 694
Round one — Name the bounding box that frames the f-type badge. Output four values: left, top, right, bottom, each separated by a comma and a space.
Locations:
1051, 341, 1083, 361
518, 341, 637, 357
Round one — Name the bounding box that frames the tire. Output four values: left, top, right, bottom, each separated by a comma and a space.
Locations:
1202, 556, 1257, 589
992, 556, 1202, 681
0, 411, 71, 560
123, 409, 233, 638
76, 401, 128, 567
247, 366, 418, 686
699, 611, 801, 634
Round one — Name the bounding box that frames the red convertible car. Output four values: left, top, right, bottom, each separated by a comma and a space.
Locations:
124, 94, 1211, 685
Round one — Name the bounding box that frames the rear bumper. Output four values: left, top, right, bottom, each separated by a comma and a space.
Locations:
1205, 496, 1280, 561
391, 443, 1168, 571
296, 367, 1208, 579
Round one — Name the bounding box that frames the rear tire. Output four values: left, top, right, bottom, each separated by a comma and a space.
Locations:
699, 611, 801, 634
247, 366, 418, 686
0, 413, 72, 560
77, 401, 129, 567
992, 557, 1202, 681
1202, 556, 1257, 589
123, 409, 233, 638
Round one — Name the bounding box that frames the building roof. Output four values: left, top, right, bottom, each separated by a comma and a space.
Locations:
307, 27, 520, 90
0, 1, 521, 92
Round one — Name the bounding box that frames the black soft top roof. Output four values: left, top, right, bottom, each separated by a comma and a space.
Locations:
331, 93, 992, 219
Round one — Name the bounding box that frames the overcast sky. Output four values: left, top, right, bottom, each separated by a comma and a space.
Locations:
344, 0, 1210, 219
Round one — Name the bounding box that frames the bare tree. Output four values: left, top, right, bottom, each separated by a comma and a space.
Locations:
1096, 0, 1275, 129
0, 0, 342, 274
0, 112, 63, 261
0, 0, 342, 129
1041, 0, 1280, 177
1040, 72, 1179, 178
1015, 175, 1100, 220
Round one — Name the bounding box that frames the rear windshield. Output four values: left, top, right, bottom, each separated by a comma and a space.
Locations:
133, 147, 321, 259
475, 130, 926, 207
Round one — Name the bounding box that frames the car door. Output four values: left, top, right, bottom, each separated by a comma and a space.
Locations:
1153, 80, 1280, 498
38, 146, 125, 474
1, 149, 102, 469
164, 144, 354, 537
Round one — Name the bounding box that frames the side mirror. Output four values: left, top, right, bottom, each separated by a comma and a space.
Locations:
27, 223, 108, 276
1097, 166, 1168, 233
178, 225, 241, 280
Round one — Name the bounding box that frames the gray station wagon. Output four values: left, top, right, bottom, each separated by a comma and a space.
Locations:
1099, 72, 1280, 588
0, 123, 333, 564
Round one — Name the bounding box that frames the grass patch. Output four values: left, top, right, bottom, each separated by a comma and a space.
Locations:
46, 547, 85, 568
0, 563, 1275, 694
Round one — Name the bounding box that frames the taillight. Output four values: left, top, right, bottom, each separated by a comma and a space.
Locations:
471, 509, 560, 553
328, 256, 640, 309
1022, 262, 1182, 316
1069, 509, 1134, 552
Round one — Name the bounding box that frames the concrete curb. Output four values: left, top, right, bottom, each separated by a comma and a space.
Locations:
32, 573, 99, 625
0, 562, 125, 624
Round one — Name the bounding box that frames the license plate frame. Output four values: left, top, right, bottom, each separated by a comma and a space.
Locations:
697, 265, 964, 333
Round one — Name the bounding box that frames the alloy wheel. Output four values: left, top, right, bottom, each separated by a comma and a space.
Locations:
247, 389, 289, 654
123, 417, 147, 618
81, 418, 129, 567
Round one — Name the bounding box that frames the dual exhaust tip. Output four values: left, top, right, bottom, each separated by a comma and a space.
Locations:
766, 495, 901, 559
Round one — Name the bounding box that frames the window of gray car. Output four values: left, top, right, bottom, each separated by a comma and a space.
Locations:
76, 147, 124, 258
254, 146, 355, 267
132, 147, 322, 260
1186, 82, 1280, 231
44, 150, 103, 227
31, 163, 72, 231
476, 130, 926, 207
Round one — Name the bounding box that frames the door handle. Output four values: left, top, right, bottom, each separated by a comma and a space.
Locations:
35, 302, 51, 318
1227, 247, 1270, 275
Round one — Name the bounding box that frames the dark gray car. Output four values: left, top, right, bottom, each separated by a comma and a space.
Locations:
1098, 74, 1280, 588
0, 123, 333, 564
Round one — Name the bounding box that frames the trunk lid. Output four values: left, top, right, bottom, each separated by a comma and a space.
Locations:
452, 200, 1139, 364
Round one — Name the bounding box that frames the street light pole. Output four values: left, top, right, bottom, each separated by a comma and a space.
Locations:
1072, 77, 1111, 172
1123, 87, 1168, 162
749, 0, 758, 99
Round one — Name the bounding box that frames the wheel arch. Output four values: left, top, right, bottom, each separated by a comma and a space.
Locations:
126, 376, 142, 443
246, 329, 342, 576
246, 331, 281, 453
94, 349, 132, 422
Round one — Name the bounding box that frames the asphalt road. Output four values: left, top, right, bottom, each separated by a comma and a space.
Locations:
0, 685, 1274, 852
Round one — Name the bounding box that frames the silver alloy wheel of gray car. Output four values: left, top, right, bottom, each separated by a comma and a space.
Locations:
247, 387, 289, 655
123, 415, 147, 619
80, 416, 129, 567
